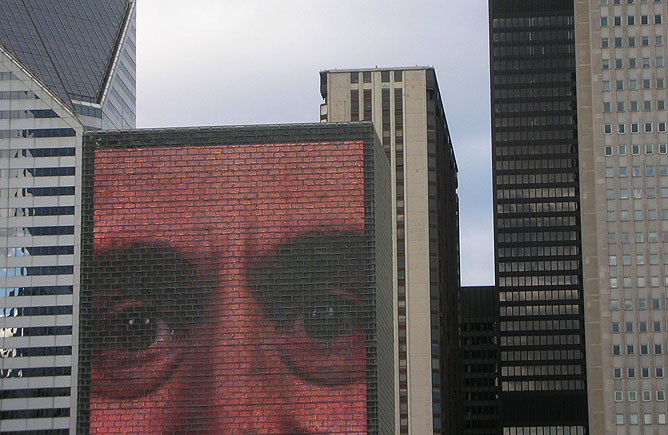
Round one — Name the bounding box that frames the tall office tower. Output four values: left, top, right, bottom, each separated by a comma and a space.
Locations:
489, 0, 589, 433
0, 1, 136, 432
460, 286, 501, 435
576, 0, 668, 432
320, 67, 461, 435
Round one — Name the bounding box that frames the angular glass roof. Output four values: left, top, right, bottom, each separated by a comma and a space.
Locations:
0, 0, 131, 106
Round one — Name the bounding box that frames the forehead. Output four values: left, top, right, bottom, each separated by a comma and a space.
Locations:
92, 142, 366, 254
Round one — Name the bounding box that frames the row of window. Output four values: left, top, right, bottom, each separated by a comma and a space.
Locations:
615, 413, 667, 426
610, 230, 668, 244
610, 255, 668, 268
602, 77, 665, 90
610, 298, 668, 311
610, 273, 668, 287
603, 54, 665, 71
1, 305, 72, 317
606, 166, 668, 177
614, 390, 666, 402
607, 143, 666, 155
606, 210, 668, 222
602, 35, 666, 48
604, 99, 666, 112
603, 0, 663, 4
612, 322, 668, 334
0, 72, 17, 81
0, 90, 39, 100
0, 285, 73, 297
602, 14, 665, 26
0, 109, 59, 120
0, 128, 76, 139
613, 344, 665, 355
605, 122, 667, 135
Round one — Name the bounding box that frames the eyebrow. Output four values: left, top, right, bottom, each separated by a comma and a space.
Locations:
87, 243, 210, 334
246, 231, 372, 326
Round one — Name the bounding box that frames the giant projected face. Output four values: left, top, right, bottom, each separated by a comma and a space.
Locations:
88, 141, 369, 433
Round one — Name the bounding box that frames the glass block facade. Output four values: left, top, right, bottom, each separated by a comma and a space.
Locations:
77, 124, 393, 434
489, 0, 589, 433
0, 1, 135, 432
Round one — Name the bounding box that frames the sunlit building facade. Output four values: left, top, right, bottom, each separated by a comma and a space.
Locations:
0, 1, 136, 432
319, 67, 461, 435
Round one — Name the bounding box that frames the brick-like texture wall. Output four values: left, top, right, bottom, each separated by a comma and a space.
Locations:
77, 124, 391, 434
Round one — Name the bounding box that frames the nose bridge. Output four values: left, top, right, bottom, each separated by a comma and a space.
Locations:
192, 232, 301, 433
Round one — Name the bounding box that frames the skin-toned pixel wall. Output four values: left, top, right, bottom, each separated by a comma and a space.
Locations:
83, 140, 373, 434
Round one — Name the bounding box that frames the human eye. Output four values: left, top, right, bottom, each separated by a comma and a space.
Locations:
92, 301, 179, 398
88, 243, 206, 398
248, 232, 370, 385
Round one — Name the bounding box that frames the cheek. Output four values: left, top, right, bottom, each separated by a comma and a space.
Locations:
89, 379, 189, 434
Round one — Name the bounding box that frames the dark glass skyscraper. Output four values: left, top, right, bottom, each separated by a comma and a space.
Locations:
0, 1, 135, 432
489, 0, 588, 433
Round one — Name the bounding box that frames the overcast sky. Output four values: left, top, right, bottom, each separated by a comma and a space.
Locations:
136, 0, 493, 286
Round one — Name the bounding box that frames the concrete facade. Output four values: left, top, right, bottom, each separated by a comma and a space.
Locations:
320, 67, 461, 435
576, 0, 668, 433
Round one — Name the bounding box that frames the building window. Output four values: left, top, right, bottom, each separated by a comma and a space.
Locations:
643, 57, 651, 67
605, 124, 613, 134
630, 414, 639, 425
603, 80, 611, 90
644, 390, 652, 401
603, 38, 609, 48
657, 367, 664, 377
617, 37, 624, 47
645, 414, 653, 425
642, 14, 650, 24
602, 16, 609, 26
350, 72, 359, 84
630, 79, 638, 89
613, 344, 621, 355
656, 14, 663, 24
658, 391, 666, 401
615, 391, 624, 401
362, 71, 371, 83
381, 70, 390, 82
616, 414, 624, 425
646, 123, 653, 132
658, 78, 665, 89
644, 79, 651, 89
629, 15, 636, 25
658, 35, 664, 45
647, 144, 654, 154
629, 36, 636, 46
630, 58, 637, 68
617, 80, 625, 90
604, 102, 611, 112
618, 123, 626, 133
629, 391, 638, 401
618, 101, 625, 112
603, 58, 610, 69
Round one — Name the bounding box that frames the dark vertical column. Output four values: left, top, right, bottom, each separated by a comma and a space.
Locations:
489, 0, 589, 432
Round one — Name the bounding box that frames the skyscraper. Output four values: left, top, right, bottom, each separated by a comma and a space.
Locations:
576, 0, 668, 432
489, 0, 589, 433
319, 67, 461, 435
0, 1, 136, 432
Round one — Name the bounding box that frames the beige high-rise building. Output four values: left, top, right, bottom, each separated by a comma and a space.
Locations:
319, 67, 461, 435
577, 0, 668, 433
